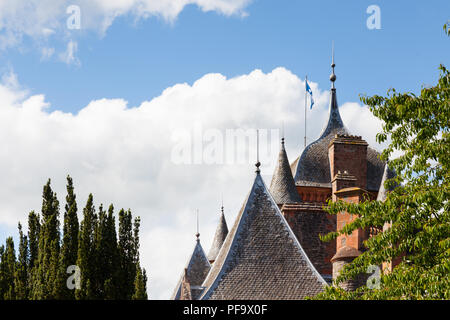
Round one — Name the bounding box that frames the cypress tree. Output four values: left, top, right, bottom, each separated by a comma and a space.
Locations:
27, 211, 40, 270
132, 265, 148, 300
15, 223, 29, 299
2, 237, 16, 299
75, 194, 97, 300
103, 204, 120, 299
55, 175, 79, 299
31, 179, 60, 299
131, 216, 147, 299
118, 209, 136, 299
93, 204, 106, 298
0, 245, 4, 299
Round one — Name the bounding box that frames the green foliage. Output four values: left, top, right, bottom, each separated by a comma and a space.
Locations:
117, 209, 139, 299
314, 64, 449, 300
55, 176, 79, 299
0, 237, 16, 299
31, 179, 61, 299
132, 265, 148, 300
15, 223, 29, 299
75, 193, 98, 299
0, 177, 147, 300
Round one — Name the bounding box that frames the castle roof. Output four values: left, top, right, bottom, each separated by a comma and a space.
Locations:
200, 170, 326, 300
207, 207, 229, 263
172, 237, 211, 300
331, 245, 362, 262
269, 138, 302, 205
292, 63, 385, 191
377, 163, 396, 202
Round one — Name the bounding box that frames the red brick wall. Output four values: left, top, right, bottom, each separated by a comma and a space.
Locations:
296, 186, 331, 203
282, 205, 336, 276
328, 140, 368, 190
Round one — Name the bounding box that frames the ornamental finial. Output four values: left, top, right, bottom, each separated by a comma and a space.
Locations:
330, 41, 336, 88
255, 129, 261, 173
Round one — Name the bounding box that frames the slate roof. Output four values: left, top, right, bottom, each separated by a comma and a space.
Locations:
269, 138, 302, 205
207, 208, 229, 263
293, 87, 386, 191
377, 163, 396, 202
172, 238, 211, 300
200, 171, 326, 300
331, 246, 362, 262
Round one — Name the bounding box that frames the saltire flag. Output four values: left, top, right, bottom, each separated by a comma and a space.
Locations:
305, 80, 314, 109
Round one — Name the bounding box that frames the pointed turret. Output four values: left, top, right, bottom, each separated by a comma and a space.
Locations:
377, 163, 396, 202
270, 137, 302, 205
293, 46, 386, 192
207, 205, 229, 264
200, 165, 326, 300
171, 231, 211, 300
293, 47, 348, 187
317, 44, 347, 140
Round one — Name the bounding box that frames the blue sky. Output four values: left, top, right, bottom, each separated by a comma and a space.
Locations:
2, 0, 449, 113
0, 0, 449, 299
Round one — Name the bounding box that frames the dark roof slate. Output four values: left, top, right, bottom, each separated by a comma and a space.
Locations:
207, 209, 229, 263
172, 239, 211, 300
269, 139, 302, 205
200, 172, 326, 300
377, 163, 396, 202
293, 88, 386, 191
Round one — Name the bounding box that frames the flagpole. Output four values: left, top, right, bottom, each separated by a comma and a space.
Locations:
304, 75, 307, 149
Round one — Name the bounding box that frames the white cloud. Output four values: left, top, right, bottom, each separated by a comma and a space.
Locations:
0, 67, 385, 299
0, 0, 252, 49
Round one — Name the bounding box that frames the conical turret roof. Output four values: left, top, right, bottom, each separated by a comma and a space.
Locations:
377, 163, 396, 202
292, 57, 385, 191
172, 237, 211, 300
270, 138, 302, 205
200, 171, 326, 300
207, 207, 229, 263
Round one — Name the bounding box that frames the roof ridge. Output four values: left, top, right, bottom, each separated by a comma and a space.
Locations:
200, 173, 326, 300
171, 239, 211, 300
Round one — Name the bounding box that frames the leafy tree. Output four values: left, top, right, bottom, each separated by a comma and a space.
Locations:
15, 223, 29, 299
118, 209, 138, 299
95, 204, 120, 299
75, 194, 97, 299
27, 211, 40, 271
31, 179, 61, 299
0, 176, 147, 300
132, 264, 148, 300
0, 245, 4, 298
55, 175, 79, 299
0, 237, 16, 299
314, 61, 449, 298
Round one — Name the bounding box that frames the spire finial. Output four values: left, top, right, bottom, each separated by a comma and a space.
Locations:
330, 41, 336, 88
255, 129, 261, 173
221, 194, 224, 214
281, 121, 285, 145
195, 209, 200, 241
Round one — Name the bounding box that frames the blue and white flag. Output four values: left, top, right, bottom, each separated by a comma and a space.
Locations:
305, 80, 314, 109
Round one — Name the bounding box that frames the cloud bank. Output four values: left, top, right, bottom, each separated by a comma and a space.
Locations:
0, 67, 385, 299
0, 0, 252, 50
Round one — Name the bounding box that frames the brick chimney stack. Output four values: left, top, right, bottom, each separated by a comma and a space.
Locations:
328, 134, 368, 191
